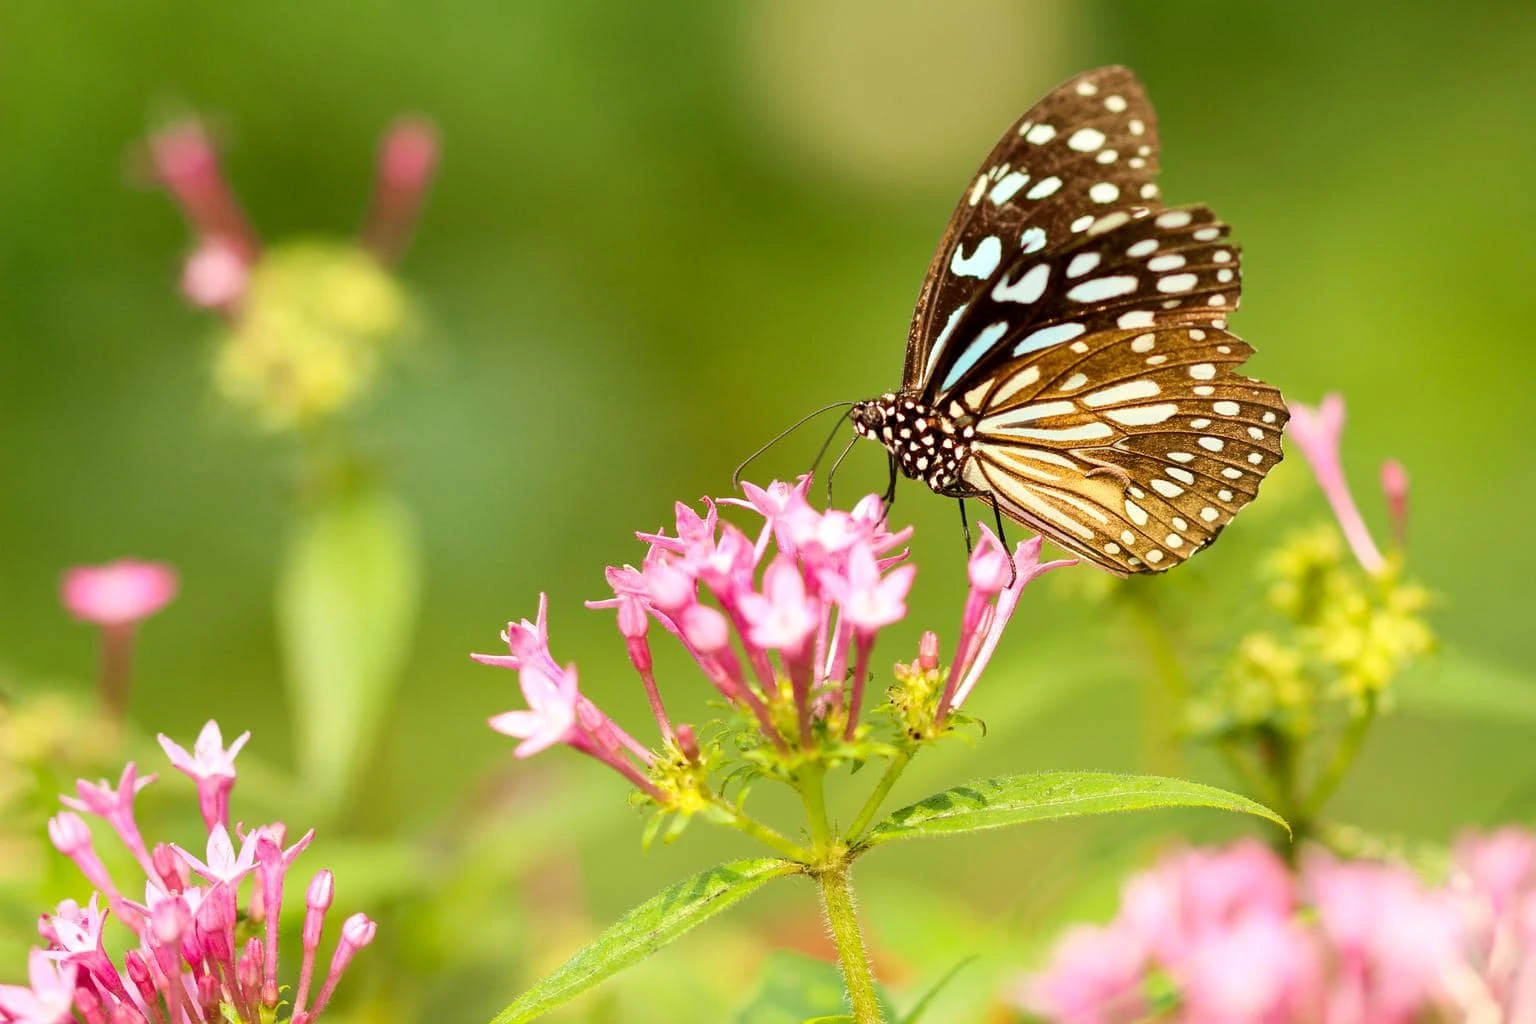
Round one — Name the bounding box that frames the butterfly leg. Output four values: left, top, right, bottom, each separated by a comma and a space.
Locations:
956, 499, 973, 553
988, 492, 1018, 588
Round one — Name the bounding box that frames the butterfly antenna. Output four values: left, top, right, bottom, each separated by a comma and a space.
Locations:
732, 400, 855, 490
822, 434, 860, 506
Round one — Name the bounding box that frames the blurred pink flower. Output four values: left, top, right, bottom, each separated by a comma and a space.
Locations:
362, 117, 440, 264
1380, 459, 1410, 550
1175, 915, 1322, 1024
0, 949, 77, 1024
1014, 834, 1536, 1024
486, 659, 580, 758
1286, 395, 1385, 573
60, 559, 178, 626
1013, 924, 1148, 1024
60, 763, 157, 876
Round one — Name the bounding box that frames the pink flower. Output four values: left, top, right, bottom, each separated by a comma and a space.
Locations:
26, 730, 373, 1023
1013, 924, 1148, 1024
1120, 840, 1295, 965
173, 823, 259, 888
487, 659, 581, 758
1302, 849, 1464, 1020
1286, 395, 1385, 573
361, 117, 440, 264
1380, 459, 1410, 550
60, 559, 178, 626
476, 599, 661, 798
0, 949, 77, 1024
1175, 915, 1322, 1024
821, 546, 916, 636
181, 236, 251, 310
738, 555, 820, 654
145, 118, 259, 261
158, 720, 250, 831
60, 763, 157, 874
939, 531, 1075, 718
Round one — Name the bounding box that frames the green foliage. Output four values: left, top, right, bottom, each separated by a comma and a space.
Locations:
276, 481, 419, 817
490, 858, 799, 1023
862, 771, 1287, 849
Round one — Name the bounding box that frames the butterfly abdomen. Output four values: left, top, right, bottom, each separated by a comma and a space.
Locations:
850, 394, 974, 491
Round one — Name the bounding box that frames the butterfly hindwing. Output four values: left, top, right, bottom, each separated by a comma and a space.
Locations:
903, 65, 1163, 392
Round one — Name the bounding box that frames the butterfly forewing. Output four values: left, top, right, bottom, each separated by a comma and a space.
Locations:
903, 65, 1163, 392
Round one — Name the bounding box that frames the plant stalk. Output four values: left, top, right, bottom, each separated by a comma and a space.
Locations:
816, 863, 883, 1023
845, 748, 914, 844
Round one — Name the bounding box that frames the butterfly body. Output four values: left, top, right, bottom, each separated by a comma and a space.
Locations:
852, 66, 1287, 576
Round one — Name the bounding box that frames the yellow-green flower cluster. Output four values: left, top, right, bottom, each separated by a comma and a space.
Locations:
213, 242, 411, 432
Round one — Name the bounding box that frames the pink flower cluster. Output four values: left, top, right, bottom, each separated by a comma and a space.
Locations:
145, 115, 438, 313
60, 561, 178, 628
1014, 832, 1536, 1023
1287, 395, 1409, 574
2, 722, 374, 1024
473, 478, 1073, 789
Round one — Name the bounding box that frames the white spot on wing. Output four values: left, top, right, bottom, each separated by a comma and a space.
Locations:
993, 263, 1051, 304
1020, 226, 1048, 253
1025, 123, 1056, 145
1083, 379, 1160, 407
1105, 404, 1176, 426
1068, 276, 1139, 302
1089, 182, 1119, 203
1026, 176, 1062, 200
988, 172, 1030, 205
1066, 252, 1101, 278
951, 236, 1003, 279
1013, 322, 1086, 355
1117, 310, 1155, 328
1068, 128, 1107, 152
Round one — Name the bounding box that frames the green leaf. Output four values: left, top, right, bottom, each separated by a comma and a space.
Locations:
492, 858, 798, 1024
900, 956, 976, 1023
736, 951, 897, 1024
277, 483, 420, 815
863, 771, 1286, 848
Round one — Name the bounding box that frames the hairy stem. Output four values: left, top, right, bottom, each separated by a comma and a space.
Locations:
845, 748, 914, 844
817, 863, 883, 1023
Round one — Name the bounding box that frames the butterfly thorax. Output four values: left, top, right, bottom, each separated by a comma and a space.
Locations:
850, 393, 976, 491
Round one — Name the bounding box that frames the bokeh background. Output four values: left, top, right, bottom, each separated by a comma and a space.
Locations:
3, 1, 1534, 1020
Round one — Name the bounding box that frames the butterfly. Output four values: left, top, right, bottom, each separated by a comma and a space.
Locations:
848, 65, 1287, 575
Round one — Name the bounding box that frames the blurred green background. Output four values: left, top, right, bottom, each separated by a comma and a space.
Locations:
2, 1, 1534, 1020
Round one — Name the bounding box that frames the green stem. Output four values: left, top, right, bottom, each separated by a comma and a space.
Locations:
816, 864, 883, 1023
799, 766, 832, 852
713, 799, 812, 862
1303, 694, 1378, 819
845, 748, 914, 844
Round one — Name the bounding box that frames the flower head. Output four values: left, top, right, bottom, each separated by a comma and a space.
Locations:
13, 729, 373, 1023
60, 559, 178, 626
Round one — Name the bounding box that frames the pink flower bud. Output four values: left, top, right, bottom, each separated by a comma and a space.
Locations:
917, 631, 940, 672
48, 812, 92, 855
643, 559, 696, 613
1381, 459, 1409, 549
181, 237, 250, 311
675, 724, 701, 764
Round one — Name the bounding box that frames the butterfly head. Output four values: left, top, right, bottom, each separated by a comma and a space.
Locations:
850, 393, 972, 491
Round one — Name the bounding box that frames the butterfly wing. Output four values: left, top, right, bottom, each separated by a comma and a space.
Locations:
934, 206, 1286, 574
902, 65, 1163, 393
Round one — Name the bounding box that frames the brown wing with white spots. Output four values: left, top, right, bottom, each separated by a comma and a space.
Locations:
903, 65, 1163, 392
960, 324, 1286, 575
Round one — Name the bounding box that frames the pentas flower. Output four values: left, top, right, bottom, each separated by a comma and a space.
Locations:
1287, 394, 1405, 574
1013, 831, 1536, 1023
158, 720, 251, 831
477, 478, 1073, 805
61, 559, 179, 723
61, 560, 179, 627
12, 722, 374, 1024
